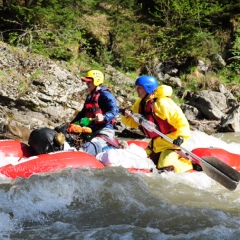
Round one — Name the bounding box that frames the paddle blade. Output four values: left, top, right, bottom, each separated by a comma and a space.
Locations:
201, 156, 240, 191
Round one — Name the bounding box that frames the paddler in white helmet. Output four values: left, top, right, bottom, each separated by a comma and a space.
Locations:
122, 75, 193, 173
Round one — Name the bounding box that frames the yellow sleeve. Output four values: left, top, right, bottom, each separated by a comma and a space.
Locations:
154, 98, 190, 139
121, 98, 141, 129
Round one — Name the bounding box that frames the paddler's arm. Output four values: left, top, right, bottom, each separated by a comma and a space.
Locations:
121, 99, 141, 128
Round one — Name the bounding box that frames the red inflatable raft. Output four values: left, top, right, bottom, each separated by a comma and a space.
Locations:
0, 139, 33, 158
0, 139, 104, 179
0, 139, 239, 179
192, 148, 240, 171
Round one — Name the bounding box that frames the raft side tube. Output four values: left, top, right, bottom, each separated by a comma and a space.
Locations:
0, 151, 104, 179
192, 148, 240, 172
0, 139, 33, 158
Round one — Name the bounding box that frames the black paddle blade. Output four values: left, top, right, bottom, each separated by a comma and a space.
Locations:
201, 156, 240, 191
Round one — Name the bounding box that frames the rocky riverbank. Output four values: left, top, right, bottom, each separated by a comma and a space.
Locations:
0, 41, 239, 142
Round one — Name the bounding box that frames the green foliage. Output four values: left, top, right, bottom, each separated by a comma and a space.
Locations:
0, 70, 8, 84
31, 70, 44, 79
125, 71, 138, 79
103, 0, 136, 10
0, 0, 239, 82
151, 0, 224, 63
18, 80, 25, 92
152, 0, 223, 27
229, 29, 240, 74
4, 0, 88, 60
218, 67, 240, 84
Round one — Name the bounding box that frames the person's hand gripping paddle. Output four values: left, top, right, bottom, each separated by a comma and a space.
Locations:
130, 113, 240, 191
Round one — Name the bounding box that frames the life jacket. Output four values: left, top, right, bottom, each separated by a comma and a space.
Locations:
84, 89, 115, 125
139, 98, 176, 138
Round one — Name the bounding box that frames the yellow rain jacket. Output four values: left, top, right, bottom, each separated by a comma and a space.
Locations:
122, 85, 192, 172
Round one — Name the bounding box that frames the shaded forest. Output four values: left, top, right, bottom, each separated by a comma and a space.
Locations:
1, 0, 240, 84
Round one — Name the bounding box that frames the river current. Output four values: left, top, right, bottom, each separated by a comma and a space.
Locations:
0, 130, 240, 240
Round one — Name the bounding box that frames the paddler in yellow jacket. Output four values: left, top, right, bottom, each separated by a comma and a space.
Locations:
122, 75, 193, 173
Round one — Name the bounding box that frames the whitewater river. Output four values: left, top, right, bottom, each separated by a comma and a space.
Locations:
0, 130, 240, 239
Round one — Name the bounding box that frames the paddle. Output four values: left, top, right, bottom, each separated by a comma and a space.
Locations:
130, 113, 240, 191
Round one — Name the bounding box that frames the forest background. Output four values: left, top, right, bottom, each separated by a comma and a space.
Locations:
0, 0, 240, 95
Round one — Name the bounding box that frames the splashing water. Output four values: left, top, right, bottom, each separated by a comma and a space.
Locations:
0, 130, 240, 239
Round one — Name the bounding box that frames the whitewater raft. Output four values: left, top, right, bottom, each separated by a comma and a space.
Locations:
0, 139, 240, 179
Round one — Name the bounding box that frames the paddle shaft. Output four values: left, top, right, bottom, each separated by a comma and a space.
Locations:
149, 126, 232, 177
131, 113, 207, 163
130, 113, 240, 190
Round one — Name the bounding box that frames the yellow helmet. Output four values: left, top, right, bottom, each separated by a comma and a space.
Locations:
81, 70, 104, 86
